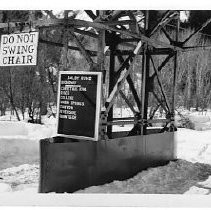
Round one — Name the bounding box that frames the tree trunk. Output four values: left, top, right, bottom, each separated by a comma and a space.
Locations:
40, 101, 48, 115
10, 101, 20, 121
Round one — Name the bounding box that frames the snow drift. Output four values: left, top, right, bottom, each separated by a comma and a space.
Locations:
0, 120, 56, 170
0, 138, 39, 170
76, 159, 211, 194
1, 109, 211, 194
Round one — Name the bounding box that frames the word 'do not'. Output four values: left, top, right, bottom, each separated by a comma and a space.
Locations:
0, 32, 39, 66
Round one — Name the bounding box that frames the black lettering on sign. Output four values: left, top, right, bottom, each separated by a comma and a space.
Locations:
57, 71, 102, 141
0, 32, 39, 66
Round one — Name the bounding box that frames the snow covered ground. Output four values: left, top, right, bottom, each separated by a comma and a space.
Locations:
0, 109, 211, 195
0, 164, 39, 193
75, 127, 211, 194
76, 159, 211, 194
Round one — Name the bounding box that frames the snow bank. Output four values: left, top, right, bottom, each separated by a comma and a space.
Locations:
0, 121, 28, 136
76, 160, 211, 194
0, 120, 56, 140
176, 128, 211, 164
0, 183, 12, 193
26, 122, 56, 140
0, 119, 56, 170
188, 113, 211, 131
0, 164, 39, 193
175, 109, 211, 131
1, 110, 211, 194
0, 138, 39, 170
1, 159, 211, 195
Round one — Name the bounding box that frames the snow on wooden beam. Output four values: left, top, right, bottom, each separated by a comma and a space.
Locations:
85, 10, 97, 20
0, 18, 182, 51
74, 28, 98, 38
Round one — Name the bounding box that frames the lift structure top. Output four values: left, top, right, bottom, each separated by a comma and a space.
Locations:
1, 10, 211, 140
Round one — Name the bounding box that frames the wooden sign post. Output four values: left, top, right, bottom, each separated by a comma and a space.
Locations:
57, 71, 102, 141
0, 31, 39, 66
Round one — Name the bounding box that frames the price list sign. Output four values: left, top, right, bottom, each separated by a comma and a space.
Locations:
57, 71, 102, 141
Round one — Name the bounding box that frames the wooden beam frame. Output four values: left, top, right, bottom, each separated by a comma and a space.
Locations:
149, 103, 161, 120
151, 90, 168, 113
98, 20, 136, 26
74, 28, 98, 38
117, 53, 142, 111
0, 18, 183, 50
150, 55, 171, 112
109, 10, 123, 21
149, 10, 171, 36
150, 11, 178, 36
161, 27, 173, 43
4, 10, 210, 138
140, 10, 149, 135
62, 11, 69, 70
104, 118, 171, 126
127, 11, 140, 34
170, 17, 180, 131
105, 41, 142, 115
182, 16, 211, 45
107, 40, 116, 137
119, 90, 137, 114
68, 30, 95, 69
85, 10, 97, 20
150, 52, 175, 80
39, 38, 99, 56
3, 12, 210, 53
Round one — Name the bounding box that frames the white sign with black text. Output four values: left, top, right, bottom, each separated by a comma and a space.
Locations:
0, 31, 39, 66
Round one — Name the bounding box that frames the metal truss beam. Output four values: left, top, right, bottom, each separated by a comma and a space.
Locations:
150, 52, 175, 80
68, 30, 95, 69
182, 17, 211, 45
85, 10, 97, 20
2, 10, 210, 138
119, 90, 137, 114
150, 55, 171, 112
0, 18, 182, 50
150, 11, 179, 36
105, 41, 142, 115
117, 53, 142, 111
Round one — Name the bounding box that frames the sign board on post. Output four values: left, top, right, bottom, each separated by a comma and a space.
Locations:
57, 71, 102, 141
0, 31, 39, 66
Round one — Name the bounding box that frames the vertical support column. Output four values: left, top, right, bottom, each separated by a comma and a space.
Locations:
141, 45, 146, 135
171, 13, 179, 130
107, 41, 116, 138
97, 11, 106, 140
97, 30, 105, 71
97, 11, 106, 72
62, 10, 69, 71
143, 51, 150, 135
0, 11, 3, 23
141, 10, 150, 135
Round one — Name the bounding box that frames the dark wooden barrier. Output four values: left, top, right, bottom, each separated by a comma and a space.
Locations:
39, 131, 175, 193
